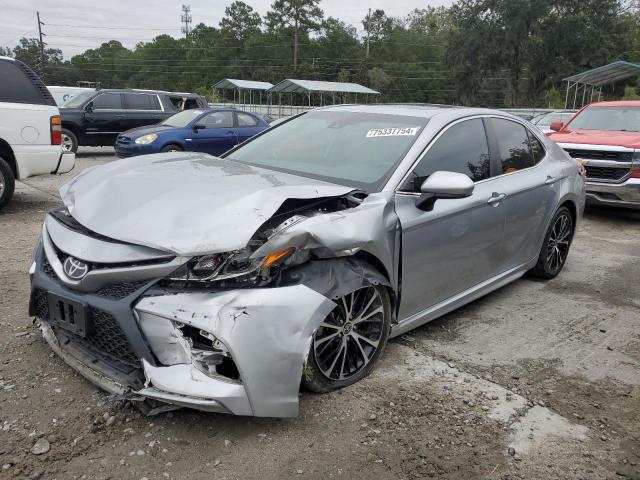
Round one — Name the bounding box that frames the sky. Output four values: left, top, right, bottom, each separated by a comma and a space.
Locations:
0, 0, 452, 59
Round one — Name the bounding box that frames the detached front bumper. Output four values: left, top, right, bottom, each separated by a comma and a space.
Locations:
585, 178, 640, 210
30, 243, 335, 417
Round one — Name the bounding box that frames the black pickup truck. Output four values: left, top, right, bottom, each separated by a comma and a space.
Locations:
59, 89, 208, 153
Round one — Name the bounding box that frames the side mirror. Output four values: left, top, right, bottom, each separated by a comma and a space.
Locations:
549, 121, 563, 132
192, 123, 206, 131
84, 102, 93, 113
416, 171, 474, 211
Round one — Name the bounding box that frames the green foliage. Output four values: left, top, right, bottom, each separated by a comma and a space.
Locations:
544, 88, 564, 108
6, 0, 638, 107
623, 85, 640, 99
220, 1, 262, 40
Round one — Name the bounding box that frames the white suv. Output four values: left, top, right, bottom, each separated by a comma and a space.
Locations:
0, 56, 75, 209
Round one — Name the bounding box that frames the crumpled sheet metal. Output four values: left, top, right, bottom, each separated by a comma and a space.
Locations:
134, 284, 336, 417
59, 153, 353, 256
274, 257, 392, 301
254, 191, 400, 289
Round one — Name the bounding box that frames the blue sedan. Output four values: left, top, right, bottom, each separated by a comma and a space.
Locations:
114, 108, 269, 158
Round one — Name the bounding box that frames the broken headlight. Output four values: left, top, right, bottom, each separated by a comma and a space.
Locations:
168, 246, 298, 284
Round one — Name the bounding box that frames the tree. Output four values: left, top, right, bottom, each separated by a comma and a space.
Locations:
362, 9, 393, 43
220, 1, 262, 40
265, 0, 324, 68
12, 37, 64, 80
0, 46, 12, 57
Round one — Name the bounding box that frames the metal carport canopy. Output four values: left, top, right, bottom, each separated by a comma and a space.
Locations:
563, 61, 640, 87
213, 79, 274, 91
268, 79, 380, 94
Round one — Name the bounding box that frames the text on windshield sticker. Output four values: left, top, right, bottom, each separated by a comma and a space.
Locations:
366, 127, 420, 138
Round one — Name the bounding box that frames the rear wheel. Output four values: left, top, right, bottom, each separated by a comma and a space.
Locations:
0, 156, 16, 210
61, 129, 78, 153
161, 144, 183, 153
303, 284, 391, 393
530, 206, 574, 279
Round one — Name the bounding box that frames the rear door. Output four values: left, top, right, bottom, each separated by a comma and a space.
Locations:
188, 111, 237, 155
485, 117, 559, 271
235, 112, 263, 144
122, 92, 165, 130
83, 92, 124, 145
395, 118, 507, 321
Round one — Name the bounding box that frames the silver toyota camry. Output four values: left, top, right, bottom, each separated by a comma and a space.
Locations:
29, 105, 586, 417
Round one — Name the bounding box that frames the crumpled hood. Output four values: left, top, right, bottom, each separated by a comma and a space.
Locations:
60, 153, 353, 255
548, 129, 640, 149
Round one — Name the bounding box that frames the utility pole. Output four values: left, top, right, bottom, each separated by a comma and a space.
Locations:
365, 8, 371, 59
36, 11, 46, 79
181, 5, 192, 37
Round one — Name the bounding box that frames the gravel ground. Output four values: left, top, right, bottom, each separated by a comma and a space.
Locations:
1, 148, 639, 480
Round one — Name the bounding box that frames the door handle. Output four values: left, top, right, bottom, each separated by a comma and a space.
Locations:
487, 193, 507, 205
544, 175, 557, 185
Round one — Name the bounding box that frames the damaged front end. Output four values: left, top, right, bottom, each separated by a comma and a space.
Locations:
30, 157, 399, 417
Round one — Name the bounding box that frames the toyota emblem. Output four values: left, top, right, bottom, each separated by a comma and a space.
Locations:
63, 256, 89, 280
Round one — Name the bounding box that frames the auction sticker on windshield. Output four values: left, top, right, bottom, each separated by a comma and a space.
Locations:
366, 127, 420, 138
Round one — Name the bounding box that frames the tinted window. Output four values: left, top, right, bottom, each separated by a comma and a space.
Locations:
528, 130, 545, 164
492, 119, 534, 173
0, 60, 51, 105
124, 93, 158, 110
403, 119, 490, 191
201, 111, 234, 128
237, 112, 258, 127
92, 92, 123, 110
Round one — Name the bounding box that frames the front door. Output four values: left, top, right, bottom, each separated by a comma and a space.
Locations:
189, 111, 238, 156
83, 92, 124, 146
394, 118, 507, 321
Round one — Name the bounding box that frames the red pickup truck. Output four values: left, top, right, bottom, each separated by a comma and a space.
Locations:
546, 101, 640, 210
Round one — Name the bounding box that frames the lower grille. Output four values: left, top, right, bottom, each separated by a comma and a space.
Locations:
585, 166, 629, 181
31, 289, 140, 373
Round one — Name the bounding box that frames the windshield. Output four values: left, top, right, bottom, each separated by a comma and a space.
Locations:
567, 106, 640, 132
226, 110, 428, 191
63, 91, 95, 107
534, 112, 573, 126
162, 109, 205, 128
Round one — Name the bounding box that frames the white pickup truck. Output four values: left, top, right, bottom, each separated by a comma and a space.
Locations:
0, 56, 75, 209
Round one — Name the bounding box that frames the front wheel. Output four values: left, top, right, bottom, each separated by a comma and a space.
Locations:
160, 144, 183, 153
303, 285, 391, 393
530, 206, 574, 279
0, 156, 16, 210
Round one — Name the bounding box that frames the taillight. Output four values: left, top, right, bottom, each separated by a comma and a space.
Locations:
50, 116, 62, 145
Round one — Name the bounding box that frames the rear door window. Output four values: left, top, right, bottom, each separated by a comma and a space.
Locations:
124, 93, 159, 110
0, 60, 54, 106
92, 92, 123, 110
402, 118, 491, 191
528, 130, 546, 164
491, 118, 535, 173
236, 112, 258, 127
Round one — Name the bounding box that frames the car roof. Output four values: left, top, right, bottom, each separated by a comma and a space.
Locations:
587, 100, 640, 107
316, 103, 515, 119
94, 88, 202, 97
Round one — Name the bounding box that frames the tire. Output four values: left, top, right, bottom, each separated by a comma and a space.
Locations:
61, 129, 78, 153
160, 144, 183, 153
303, 284, 392, 393
530, 206, 574, 279
0, 156, 16, 210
